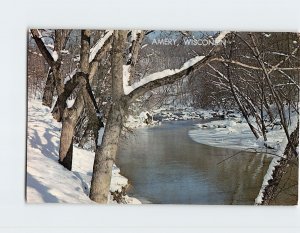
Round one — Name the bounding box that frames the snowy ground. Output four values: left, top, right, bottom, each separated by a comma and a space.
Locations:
26, 99, 141, 204
185, 109, 298, 205
188, 116, 286, 152
188, 110, 297, 154
27, 99, 297, 205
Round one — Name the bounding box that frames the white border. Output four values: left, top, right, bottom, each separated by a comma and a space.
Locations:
0, 0, 299, 232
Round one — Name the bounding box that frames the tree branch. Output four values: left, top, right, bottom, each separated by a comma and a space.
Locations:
125, 31, 231, 102
30, 29, 54, 66
127, 55, 215, 102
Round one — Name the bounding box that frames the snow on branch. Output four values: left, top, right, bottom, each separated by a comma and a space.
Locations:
89, 30, 113, 63
30, 29, 55, 66
123, 31, 230, 99
131, 30, 142, 42
36, 30, 58, 62
215, 30, 230, 43
123, 56, 205, 95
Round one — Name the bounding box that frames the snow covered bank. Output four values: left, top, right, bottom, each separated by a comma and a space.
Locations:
255, 113, 299, 205
26, 99, 140, 204
125, 107, 219, 129
187, 109, 298, 205
188, 115, 286, 151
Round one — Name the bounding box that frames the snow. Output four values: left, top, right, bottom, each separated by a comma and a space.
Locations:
64, 68, 78, 84
254, 110, 299, 204
125, 107, 217, 129
123, 65, 131, 93
188, 115, 287, 151
66, 98, 75, 108
123, 56, 205, 95
45, 44, 54, 49
186, 105, 299, 205
36, 29, 59, 62
188, 104, 298, 205
27, 99, 141, 204
215, 31, 230, 43
60, 49, 70, 54
254, 156, 281, 204
36, 29, 43, 39
189, 117, 262, 151
141, 44, 148, 49
89, 30, 113, 63
125, 111, 158, 128
97, 127, 105, 146
131, 30, 142, 41
52, 51, 58, 61
262, 33, 271, 38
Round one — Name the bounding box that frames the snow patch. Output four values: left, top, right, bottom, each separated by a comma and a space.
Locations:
131, 30, 142, 41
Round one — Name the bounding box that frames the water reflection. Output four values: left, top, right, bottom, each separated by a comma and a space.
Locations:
116, 120, 271, 204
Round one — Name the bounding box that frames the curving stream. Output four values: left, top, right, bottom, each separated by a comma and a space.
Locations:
116, 120, 271, 204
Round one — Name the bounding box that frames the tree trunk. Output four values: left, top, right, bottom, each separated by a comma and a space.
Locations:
58, 30, 103, 170
260, 122, 299, 205
58, 95, 84, 170
90, 30, 127, 203
59, 30, 91, 170
89, 104, 124, 203
42, 68, 55, 108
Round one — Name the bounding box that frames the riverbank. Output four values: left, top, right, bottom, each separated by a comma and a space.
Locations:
188, 116, 286, 152
125, 107, 223, 128
126, 107, 287, 152
26, 99, 141, 204
186, 110, 298, 204
124, 107, 298, 205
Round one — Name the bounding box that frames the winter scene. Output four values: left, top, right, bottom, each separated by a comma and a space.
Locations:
26, 30, 299, 205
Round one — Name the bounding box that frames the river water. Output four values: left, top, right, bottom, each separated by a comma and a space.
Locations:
116, 120, 271, 204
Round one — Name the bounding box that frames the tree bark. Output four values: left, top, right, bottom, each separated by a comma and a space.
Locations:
58, 30, 105, 170
42, 68, 55, 108
58, 94, 85, 170
59, 30, 91, 170
90, 30, 127, 203
30, 29, 71, 117
260, 123, 299, 205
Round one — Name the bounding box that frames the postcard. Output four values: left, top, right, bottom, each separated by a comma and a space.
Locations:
26, 30, 299, 205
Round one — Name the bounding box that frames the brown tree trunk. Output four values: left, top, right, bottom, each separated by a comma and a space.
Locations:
58, 30, 103, 170
59, 30, 91, 170
260, 122, 299, 205
31, 29, 71, 121
42, 68, 55, 108
89, 104, 124, 203
90, 30, 127, 203
58, 95, 84, 170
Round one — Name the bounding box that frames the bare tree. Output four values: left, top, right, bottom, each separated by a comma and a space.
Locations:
89, 30, 229, 203
30, 29, 112, 170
